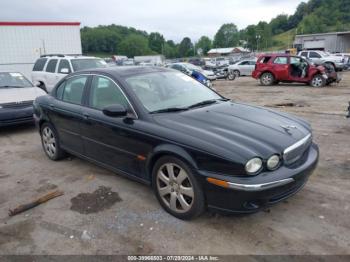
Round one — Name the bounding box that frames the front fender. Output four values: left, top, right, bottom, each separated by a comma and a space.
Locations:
146, 144, 198, 179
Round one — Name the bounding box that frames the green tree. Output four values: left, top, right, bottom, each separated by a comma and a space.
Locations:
195, 36, 212, 55
178, 37, 193, 57
148, 32, 165, 54
213, 23, 239, 48
118, 34, 152, 57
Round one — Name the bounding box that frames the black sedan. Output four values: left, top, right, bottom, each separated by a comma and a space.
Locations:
33, 67, 319, 219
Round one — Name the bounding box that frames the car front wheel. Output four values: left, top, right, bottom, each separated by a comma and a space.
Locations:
260, 72, 275, 86
310, 74, 325, 87
152, 156, 205, 220
228, 72, 236, 80
41, 123, 66, 160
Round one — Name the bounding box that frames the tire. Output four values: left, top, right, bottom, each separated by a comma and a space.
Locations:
152, 156, 205, 220
310, 74, 325, 87
233, 70, 240, 77
260, 72, 275, 86
40, 123, 66, 160
228, 72, 236, 81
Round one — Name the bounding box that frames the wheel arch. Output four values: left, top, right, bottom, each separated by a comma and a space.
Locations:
260, 70, 276, 79
146, 144, 198, 183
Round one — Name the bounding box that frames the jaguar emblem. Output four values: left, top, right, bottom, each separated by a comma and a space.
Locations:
281, 125, 297, 134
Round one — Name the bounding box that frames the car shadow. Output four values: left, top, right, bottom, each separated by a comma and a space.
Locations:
0, 123, 36, 135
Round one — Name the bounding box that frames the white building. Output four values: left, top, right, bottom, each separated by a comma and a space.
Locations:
0, 22, 82, 79
207, 47, 250, 57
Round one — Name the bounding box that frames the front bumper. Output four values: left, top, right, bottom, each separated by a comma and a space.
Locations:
0, 106, 34, 127
197, 143, 319, 213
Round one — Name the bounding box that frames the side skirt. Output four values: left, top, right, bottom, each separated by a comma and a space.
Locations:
61, 146, 151, 186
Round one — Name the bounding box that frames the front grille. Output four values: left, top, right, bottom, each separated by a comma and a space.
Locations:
0, 100, 33, 109
283, 134, 312, 165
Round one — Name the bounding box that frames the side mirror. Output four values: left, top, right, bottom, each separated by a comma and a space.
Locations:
102, 104, 127, 117
34, 81, 41, 87
60, 68, 69, 74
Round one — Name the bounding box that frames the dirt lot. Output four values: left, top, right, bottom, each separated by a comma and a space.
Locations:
0, 72, 349, 255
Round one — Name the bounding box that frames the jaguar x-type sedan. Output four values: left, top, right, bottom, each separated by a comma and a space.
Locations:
34, 66, 319, 219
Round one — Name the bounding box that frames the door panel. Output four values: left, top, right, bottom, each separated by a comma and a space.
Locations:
80, 108, 143, 176
48, 75, 89, 154
80, 75, 144, 177
272, 57, 289, 79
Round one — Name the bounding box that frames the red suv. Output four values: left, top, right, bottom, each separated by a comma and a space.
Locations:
252, 54, 339, 87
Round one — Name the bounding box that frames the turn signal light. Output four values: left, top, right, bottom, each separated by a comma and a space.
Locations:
206, 177, 229, 188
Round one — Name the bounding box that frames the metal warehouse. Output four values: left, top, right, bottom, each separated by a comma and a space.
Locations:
294, 31, 350, 53
0, 22, 82, 78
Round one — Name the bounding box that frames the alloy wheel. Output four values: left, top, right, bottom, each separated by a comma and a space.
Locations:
311, 76, 324, 87
262, 74, 272, 85
156, 163, 194, 213
42, 126, 56, 158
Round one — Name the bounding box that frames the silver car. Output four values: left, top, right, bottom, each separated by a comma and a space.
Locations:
228, 59, 257, 77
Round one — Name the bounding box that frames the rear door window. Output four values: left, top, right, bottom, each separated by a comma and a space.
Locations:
33, 58, 47, 71
274, 57, 288, 64
46, 59, 58, 73
61, 76, 88, 105
310, 52, 321, 58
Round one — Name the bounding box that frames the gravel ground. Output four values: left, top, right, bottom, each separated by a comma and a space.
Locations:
0, 72, 349, 255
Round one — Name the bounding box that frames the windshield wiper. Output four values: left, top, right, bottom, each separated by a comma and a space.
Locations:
187, 98, 229, 109
150, 107, 189, 114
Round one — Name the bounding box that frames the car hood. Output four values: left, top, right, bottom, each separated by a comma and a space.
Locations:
153, 101, 311, 162
0, 87, 46, 104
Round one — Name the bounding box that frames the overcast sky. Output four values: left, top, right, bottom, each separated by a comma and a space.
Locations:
1, 0, 304, 42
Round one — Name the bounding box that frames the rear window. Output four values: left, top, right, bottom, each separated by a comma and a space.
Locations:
71, 59, 107, 71
33, 58, 47, 71
259, 56, 271, 63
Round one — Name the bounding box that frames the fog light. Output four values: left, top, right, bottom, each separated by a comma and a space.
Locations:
267, 155, 280, 170
245, 158, 262, 175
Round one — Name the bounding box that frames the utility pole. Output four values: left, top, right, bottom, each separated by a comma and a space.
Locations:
256, 35, 261, 52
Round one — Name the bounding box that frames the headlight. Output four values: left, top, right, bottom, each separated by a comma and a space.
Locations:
267, 155, 280, 170
245, 157, 262, 175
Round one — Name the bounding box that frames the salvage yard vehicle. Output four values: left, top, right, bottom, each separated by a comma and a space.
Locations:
169, 62, 216, 81
228, 59, 257, 77
34, 66, 319, 219
31, 54, 108, 93
298, 50, 345, 71
252, 54, 339, 87
0, 72, 46, 126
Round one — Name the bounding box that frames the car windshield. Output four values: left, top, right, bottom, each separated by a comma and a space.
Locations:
125, 72, 223, 112
71, 59, 107, 71
0, 72, 32, 88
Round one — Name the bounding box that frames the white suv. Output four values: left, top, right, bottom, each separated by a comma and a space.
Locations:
31, 55, 108, 92
298, 50, 345, 71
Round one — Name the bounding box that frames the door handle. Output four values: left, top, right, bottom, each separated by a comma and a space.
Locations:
49, 103, 55, 110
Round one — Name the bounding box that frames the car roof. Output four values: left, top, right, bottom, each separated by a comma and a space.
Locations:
77, 66, 173, 78
40, 55, 100, 60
